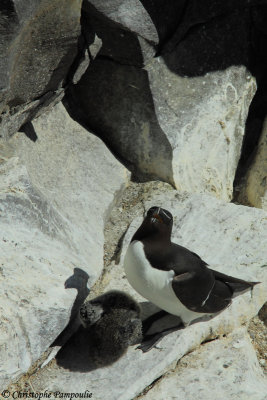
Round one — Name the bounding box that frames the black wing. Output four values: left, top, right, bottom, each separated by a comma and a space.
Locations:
168, 245, 233, 313
172, 268, 233, 313
143, 241, 225, 312
143, 241, 209, 273
143, 241, 241, 313
172, 264, 259, 313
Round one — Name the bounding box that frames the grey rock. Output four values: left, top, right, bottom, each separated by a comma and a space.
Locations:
139, 329, 267, 400
81, 4, 152, 68
68, 0, 260, 200
72, 51, 91, 85
88, 34, 103, 60
0, 0, 82, 138
83, 0, 187, 46
16, 102, 129, 275
69, 59, 256, 200
83, 0, 157, 45
72, 34, 102, 85
0, 102, 129, 389
28, 188, 267, 400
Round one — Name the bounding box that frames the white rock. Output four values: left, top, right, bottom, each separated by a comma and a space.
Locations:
28, 189, 267, 400
139, 329, 267, 400
146, 63, 256, 201
16, 102, 129, 279
0, 102, 129, 389
238, 116, 267, 210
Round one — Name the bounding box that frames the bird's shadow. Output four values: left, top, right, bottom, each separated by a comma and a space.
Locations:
52, 267, 90, 348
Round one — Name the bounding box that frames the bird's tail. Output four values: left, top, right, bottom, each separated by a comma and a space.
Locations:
211, 268, 261, 297
229, 281, 260, 298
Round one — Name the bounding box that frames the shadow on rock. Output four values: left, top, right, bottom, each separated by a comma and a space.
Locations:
52, 268, 90, 347
64, 4, 175, 185
56, 325, 106, 372
65, 1, 267, 189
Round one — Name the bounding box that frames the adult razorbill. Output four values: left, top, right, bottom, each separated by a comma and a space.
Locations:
124, 206, 259, 350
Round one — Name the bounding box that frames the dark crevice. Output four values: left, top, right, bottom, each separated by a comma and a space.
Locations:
137, 375, 165, 398
139, 0, 189, 55
201, 335, 221, 345
233, 4, 267, 192
162, 7, 251, 77
162, 1, 254, 56
97, 54, 145, 68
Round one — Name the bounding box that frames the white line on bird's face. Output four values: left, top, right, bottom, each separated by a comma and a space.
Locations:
161, 210, 172, 220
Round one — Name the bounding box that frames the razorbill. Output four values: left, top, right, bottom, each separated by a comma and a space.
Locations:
124, 206, 260, 351
79, 290, 142, 365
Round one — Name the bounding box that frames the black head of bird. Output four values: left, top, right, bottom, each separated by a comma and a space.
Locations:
132, 206, 173, 242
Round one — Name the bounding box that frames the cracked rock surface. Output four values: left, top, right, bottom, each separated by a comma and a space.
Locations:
12, 184, 266, 400
138, 328, 267, 400
1, 0, 267, 398
0, 102, 128, 389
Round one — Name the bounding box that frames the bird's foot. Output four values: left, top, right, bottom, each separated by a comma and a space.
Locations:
137, 332, 164, 352
137, 322, 185, 353
142, 310, 168, 335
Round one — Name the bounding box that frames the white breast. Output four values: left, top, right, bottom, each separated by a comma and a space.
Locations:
124, 240, 207, 325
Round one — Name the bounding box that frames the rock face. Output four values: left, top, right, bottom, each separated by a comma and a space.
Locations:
146, 63, 255, 200
0, 102, 128, 389
83, 0, 187, 46
67, 2, 256, 201
1, 0, 267, 397
69, 59, 255, 201
26, 187, 267, 400
238, 116, 267, 210
139, 329, 267, 400
0, 0, 82, 138
16, 102, 129, 275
